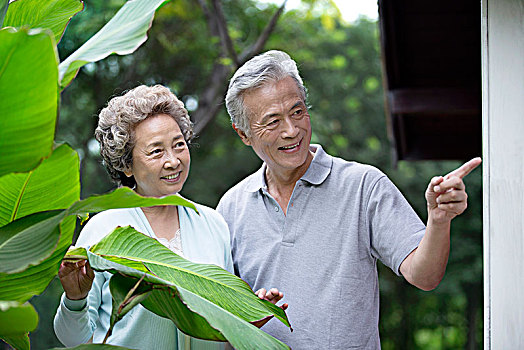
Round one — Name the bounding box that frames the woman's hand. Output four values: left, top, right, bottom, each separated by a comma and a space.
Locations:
251, 288, 288, 328
58, 259, 95, 300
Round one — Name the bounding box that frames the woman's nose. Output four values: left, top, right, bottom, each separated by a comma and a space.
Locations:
163, 151, 180, 168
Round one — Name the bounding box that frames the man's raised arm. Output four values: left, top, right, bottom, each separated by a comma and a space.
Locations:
400, 157, 482, 291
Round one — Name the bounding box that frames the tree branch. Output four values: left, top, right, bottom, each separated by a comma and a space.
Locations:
196, 0, 218, 36
192, 1, 287, 135
239, 1, 287, 64
211, 0, 239, 65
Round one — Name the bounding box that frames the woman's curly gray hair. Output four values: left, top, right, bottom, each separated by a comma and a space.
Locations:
95, 85, 193, 187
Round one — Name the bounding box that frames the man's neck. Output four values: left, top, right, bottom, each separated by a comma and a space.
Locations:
264, 150, 314, 214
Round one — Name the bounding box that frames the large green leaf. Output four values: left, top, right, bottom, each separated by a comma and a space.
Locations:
0, 210, 65, 274
82, 226, 291, 349
0, 301, 38, 335
0, 27, 58, 177
67, 186, 196, 215
0, 143, 80, 227
109, 273, 225, 341
51, 345, 133, 350
0, 216, 75, 302
58, 0, 168, 89
110, 275, 291, 349
0, 301, 38, 350
1, 334, 29, 350
89, 226, 289, 326
0, 0, 8, 27
0, 188, 195, 301
3, 0, 84, 43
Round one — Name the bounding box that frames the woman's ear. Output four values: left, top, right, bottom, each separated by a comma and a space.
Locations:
123, 168, 133, 177
232, 123, 251, 146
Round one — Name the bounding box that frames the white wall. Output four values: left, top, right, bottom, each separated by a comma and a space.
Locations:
482, 0, 524, 348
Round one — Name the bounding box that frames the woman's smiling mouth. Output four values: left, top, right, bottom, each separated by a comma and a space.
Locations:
161, 172, 181, 182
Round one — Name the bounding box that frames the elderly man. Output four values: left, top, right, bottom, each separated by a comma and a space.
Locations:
217, 50, 480, 349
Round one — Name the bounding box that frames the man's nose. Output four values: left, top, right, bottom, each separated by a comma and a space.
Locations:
281, 117, 299, 138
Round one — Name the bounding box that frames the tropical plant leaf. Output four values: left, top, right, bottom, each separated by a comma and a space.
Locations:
171, 285, 290, 350
0, 27, 58, 177
3, 0, 84, 43
67, 186, 197, 215
0, 216, 75, 302
58, 0, 168, 89
0, 300, 38, 350
0, 143, 80, 227
107, 275, 152, 341
0, 188, 195, 301
1, 333, 29, 350
51, 344, 133, 350
0, 210, 65, 274
0, 301, 38, 335
0, 0, 8, 27
84, 226, 291, 349
110, 273, 225, 341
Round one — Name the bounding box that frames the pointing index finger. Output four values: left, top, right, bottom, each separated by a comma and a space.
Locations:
445, 157, 482, 179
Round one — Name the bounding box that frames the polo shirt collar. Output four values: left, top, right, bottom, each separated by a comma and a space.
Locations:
244, 143, 332, 192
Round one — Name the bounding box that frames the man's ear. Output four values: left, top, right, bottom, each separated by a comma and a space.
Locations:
232, 123, 251, 146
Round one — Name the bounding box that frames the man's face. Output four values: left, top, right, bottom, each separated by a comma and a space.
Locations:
236, 76, 313, 177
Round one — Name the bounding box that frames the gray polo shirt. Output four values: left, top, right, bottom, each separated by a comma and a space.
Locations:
217, 144, 425, 349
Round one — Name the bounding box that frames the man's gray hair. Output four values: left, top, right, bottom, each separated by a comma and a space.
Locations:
225, 50, 307, 135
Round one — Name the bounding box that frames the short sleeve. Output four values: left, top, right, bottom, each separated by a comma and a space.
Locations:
366, 176, 426, 275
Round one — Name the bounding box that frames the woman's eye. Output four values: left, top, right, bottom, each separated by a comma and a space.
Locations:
174, 141, 186, 148
267, 119, 279, 126
150, 149, 162, 155
292, 109, 303, 117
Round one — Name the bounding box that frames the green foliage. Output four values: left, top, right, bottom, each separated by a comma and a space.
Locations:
0, 27, 58, 177
68, 226, 291, 349
1, 0, 293, 348
3, 0, 83, 42
0, 0, 483, 348
0, 0, 8, 27
0, 301, 38, 350
51, 345, 131, 350
58, 0, 168, 89
0, 144, 80, 225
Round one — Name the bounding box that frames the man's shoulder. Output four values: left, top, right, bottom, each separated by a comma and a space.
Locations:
217, 171, 260, 217
329, 155, 386, 184
220, 171, 259, 200
191, 201, 227, 225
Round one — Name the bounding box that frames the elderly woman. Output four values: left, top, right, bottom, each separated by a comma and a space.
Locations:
53, 85, 283, 349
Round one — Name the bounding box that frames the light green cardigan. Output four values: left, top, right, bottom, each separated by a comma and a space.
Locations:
54, 202, 233, 349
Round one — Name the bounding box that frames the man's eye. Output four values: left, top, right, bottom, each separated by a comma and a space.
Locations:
292, 109, 303, 116
150, 149, 162, 155
267, 120, 279, 126
174, 141, 186, 148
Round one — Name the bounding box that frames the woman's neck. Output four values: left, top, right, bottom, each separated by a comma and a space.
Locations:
141, 205, 180, 240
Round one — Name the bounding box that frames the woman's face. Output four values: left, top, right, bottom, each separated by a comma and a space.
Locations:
124, 113, 190, 197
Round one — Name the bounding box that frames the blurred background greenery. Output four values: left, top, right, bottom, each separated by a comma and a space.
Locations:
22, 0, 482, 348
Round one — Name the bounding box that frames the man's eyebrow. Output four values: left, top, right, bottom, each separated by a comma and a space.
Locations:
289, 101, 304, 112
260, 101, 305, 123
261, 113, 279, 123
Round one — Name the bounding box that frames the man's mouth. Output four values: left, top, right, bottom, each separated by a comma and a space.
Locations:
278, 141, 300, 151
